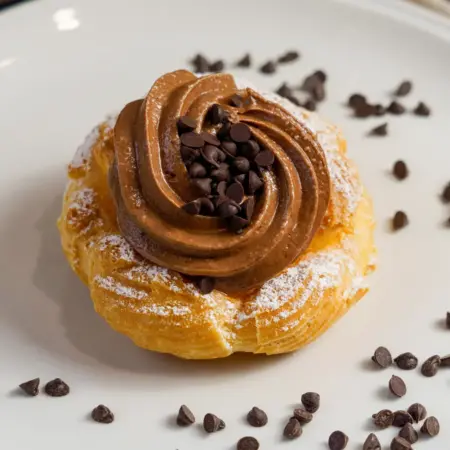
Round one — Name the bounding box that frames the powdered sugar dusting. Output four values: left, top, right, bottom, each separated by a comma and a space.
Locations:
94, 275, 147, 300
67, 188, 95, 225
97, 234, 136, 262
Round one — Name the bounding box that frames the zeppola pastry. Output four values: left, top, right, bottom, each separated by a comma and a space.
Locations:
58, 70, 376, 359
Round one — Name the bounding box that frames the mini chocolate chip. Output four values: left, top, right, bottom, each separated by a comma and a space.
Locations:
217, 200, 240, 218
180, 132, 204, 148
236, 53, 251, 68
394, 352, 418, 370
392, 211, 408, 231
407, 403, 427, 423
348, 93, 367, 108
372, 346, 393, 368
354, 103, 375, 118
199, 197, 215, 215
200, 131, 220, 146
237, 436, 259, 450
233, 156, 250, 173
301, 392, 320, 413
374, 104, 386, 116
191, 54, 210, 73
241, 140, 260, 159
421, 355, 441, 377
363, 433, 381, 450
177, 405, 195, 426
255, 150, 274, 167
92, 405, 114, 424
203, 413, 225, 433
45, 378, 70, 397
177, 116, 197, 133
393, 161, 408, 180
389, 375, 407, 398
441, 354, 450, 366
369, 123, 388, 136
247, 407, 268, 427
373, 409, 394, 429
226, 182, 245, 204
192, 178, 212, 195
303, 99, 316, 111
278, 50, 300, 63
189, 162, 207, 178
182, 199, 201, 215
221, 140, 238, 157
242, 197, 255, 220
227, 215, 249, 233
276, 82, 293, 98
314, 70, 327, 83
283, 418, 302, 439
328, 430, 348, 450
209, 104, 226, 125
302, 72, 322, 93
247, 171, 264, 194
393, 411, 413, 427
293, 408, 313, 424
202, 145, 222, 168
387, 101, 405, 115
260, 60, 276, 74
413, 101, 431, 117
311, 82, 326, 102
198, 278, 215, 295
217, 121, 232, 140
19, 378, 40, 396
398, 423, 418, 444
390, 436, 412, 450
421, 416, 439, 436
395, 81, 413, 97
230, 123, 252, 143
209, 60, 224, 72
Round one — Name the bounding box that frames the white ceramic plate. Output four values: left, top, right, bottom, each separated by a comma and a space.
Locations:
1, 0, 450, 448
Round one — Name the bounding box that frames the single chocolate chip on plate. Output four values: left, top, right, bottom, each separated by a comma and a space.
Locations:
293, 408, 313, 424
391, 436, 412, 450
209, 60, 225, 72
394, 352, 418, 370
254, 150, 274, 167
363, 433, 381, 450
314, 70, 327, 82
421, 355, 441, 377
278, 50, 300, 63
191, 53, 210, 73
373, 409, 394, 429
374, 104, 386, 116
387, 101, 406, 115
177, 116, 197, 133
208, 104, 226, 125
230, 123, 252, 143
348, 93, 367, 109
369, 123, 388, 136
440, 354, 450, 367
226, 182, 245, 204
237, 436, 259, 450
92, 405, 114, 424
354, 103, 375, 118
392, 411, 413, 427
413, 101, 431, 117
236, 53, 251, 68
303, 99, 316, 111
394, 81, 413, 97
203, 413, 225, 433
233, 156, 251, 174
441, 183, 450, 203
372, 346, 393, 368
275, 82, 293, 98
177, 404, 195, 426
399, 423, 418, 444
301, 392, 320, 413
180, 132, 204, 148
283, 418, 302, 439
197, 277, 215, 295
392, 211, 408, 231
45, 378, 70, 397
247, 407, 268, 427
328, 430, 348, 450
19, 378, 40, 396
389, 375, 407, 398
421, 416, 439, 436
407, 403, 427, 423
260, 60, 276, 74
393, 161, 409, 180
311, 82, 326, 102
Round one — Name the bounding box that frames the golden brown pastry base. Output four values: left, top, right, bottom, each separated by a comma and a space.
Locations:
58, 108, 375, 360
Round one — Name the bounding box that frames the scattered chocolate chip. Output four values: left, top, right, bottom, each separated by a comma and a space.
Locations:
278, 50, 300, 63
407, 403, 427, 423
217, 121, 232, 140
348, 93, 367, 109
189, 162, 207, 178
200, 131, 220, 147
363, 433, 381, 450
228, 215, 249, 233
233, 156, 251, 173
191, 54, 210, 73
399, 423, 418, 444
230, 123, 252, 143
447, 312, 450, 328
328, 430, 348, 450
374, 104, 386, 116
208, 104, 226, 125
372, 346, 393, 368
394, 81, 413, 97
19, 378, 40, 396
302, 72, 321, 93
260, 61, 276, 74
387, 101, 406, 115
392, 211, 408, 231
226, 182, 245, 204
389, 375, 407, 398
180, 132, 204, 148
301, 392, 320, 413
230, 94, 244, 108
440, 354, 450, 366
241, 140, 260, 159
92, 405, 114, 424
236, 53, 251, 68
285, 94, 301, 106
373, 409, 394, 429
177, 405, 195, 426
303, 99, 316, 111
254, 150, 274, 167
203, 413, 225, 433
390, 436, 412, 450
394, 352, 418, 370
393, 411, 413, 427
311, 82, 326, 102
45, 378, 70, 397
393, 161, 409, 180
241, 197, 255, 220
246, 407, 268, 427
221, 140, 237, 157
369, 123, 388, 136
283, 418, 302, 439
314, 70, 327, 83
421, 355, 441, 377
441, 183, 450, 203
198, 277, 215, 295
192, 178, 212, 195
237, 436, 259, 450
421, 416, 439, 436
293, 408, 313, 424
209, 60, 225, 72
413, 101, 431, 117
177, 116, 197, 133
182, 199, 201, 215
217, 199, 240, 218
354, 103, 375, 118
276, 82, 293, 98
247, 171, 264, 194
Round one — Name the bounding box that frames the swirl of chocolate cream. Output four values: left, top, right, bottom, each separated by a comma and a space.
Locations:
110, 70, 330, 293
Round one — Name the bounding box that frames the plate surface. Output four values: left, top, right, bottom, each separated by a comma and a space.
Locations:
1, 0, 450, 448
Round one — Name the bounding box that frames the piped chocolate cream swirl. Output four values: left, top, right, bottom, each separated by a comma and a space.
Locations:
110, 70, 330, 293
